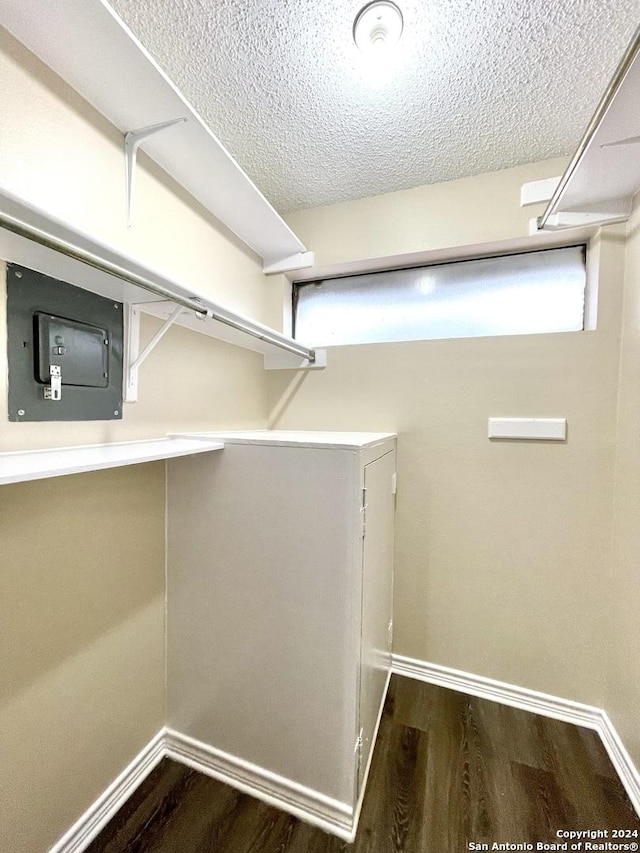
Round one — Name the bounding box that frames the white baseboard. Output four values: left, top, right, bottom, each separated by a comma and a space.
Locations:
392, 654, 605, 727
164, 729, 354, 841
48, 728, 167, 853
49, 726, 355, 851
392, 653, 640, 818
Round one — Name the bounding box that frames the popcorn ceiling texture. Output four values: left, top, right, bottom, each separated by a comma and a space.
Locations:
109, 0, 640, 212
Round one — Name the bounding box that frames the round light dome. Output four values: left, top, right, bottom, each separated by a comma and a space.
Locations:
353, 1, 404, 54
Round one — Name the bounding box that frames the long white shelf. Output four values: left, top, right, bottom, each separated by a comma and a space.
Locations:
1, 0, 311, 273
540, 26, 640, 230
0, 437, 224, 485
0, 188, 320, 370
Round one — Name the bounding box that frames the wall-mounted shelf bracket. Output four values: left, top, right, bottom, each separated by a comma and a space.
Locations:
125, 118, 187, 227
125, 302, 191, 402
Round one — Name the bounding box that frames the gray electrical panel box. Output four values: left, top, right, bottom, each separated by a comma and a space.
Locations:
6, 264, 124, 422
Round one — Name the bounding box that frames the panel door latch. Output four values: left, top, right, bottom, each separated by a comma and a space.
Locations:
355, 727, 364, 776
44, 365, 62, 401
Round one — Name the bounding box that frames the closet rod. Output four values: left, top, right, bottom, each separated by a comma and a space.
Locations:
538, 23, 640, 230
0, 210, 316, 364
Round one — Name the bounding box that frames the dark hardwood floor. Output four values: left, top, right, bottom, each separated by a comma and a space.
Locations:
86, 675, 640, 852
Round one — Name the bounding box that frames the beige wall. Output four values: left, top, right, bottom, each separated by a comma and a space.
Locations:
268, 161, 626, 710
609, 196, 640, 768
0, 464, 165, 853
0, 29, 267, 852
285, 157, 569, 266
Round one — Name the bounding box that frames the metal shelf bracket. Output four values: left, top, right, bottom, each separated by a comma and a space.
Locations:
125, 118, 187, 227
125, 302, 191, 402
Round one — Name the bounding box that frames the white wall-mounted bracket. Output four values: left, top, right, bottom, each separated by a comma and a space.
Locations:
124, 302, 193, 402
125, 118, 187, 227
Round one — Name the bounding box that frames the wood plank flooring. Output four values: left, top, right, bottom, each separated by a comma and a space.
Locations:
86, 676, 640, 852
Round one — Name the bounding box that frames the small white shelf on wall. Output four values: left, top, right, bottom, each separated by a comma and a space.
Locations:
0, 437, 224, 486
539, 26, 640, 230
1, 0, 312, 274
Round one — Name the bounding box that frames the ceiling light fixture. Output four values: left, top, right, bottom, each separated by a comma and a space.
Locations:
353, 1, 404, 54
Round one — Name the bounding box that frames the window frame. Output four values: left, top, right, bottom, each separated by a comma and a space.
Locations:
290, 241, 593, 347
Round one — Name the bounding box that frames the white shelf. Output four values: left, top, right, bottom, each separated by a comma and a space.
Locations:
540, 27, 640, 229
0, 188, 320, 370
1, 0, 312, 272
0, 437, 224, 486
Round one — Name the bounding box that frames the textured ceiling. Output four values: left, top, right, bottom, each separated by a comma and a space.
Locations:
108, 0, 640, 212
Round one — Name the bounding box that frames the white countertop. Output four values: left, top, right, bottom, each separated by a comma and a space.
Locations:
0, 431, 397, 485
172, 430, 396, 450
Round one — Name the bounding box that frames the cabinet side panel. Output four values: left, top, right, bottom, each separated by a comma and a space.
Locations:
358, 448, 396, 793
166, 445, 359, 805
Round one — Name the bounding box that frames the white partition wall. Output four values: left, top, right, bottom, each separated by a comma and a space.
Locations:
166, 431, 396, 839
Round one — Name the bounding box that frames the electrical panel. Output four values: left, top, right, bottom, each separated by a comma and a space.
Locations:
6, 263, 123, 421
